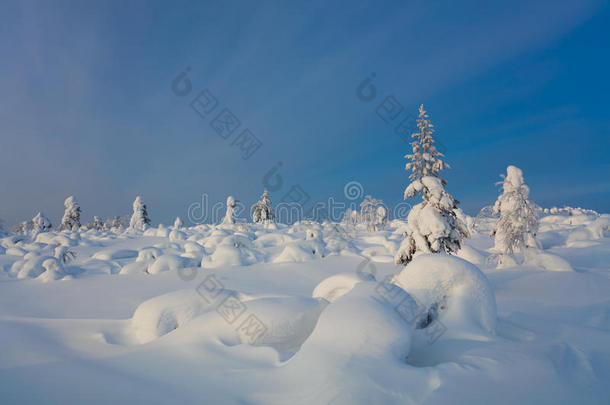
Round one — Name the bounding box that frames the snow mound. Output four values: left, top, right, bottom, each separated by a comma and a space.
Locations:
272, 242, 318, 264
524, 249, 573, 272
132, 289, 216, 343
5, 247, 26, 256
92, 249, 138, 260
295, 282, 415, 363
169, 229, 187, 241
10, 255, 66, 281
238, 296, 327, 351
136, 247, 163, 262
147, 254, 195, 274
202, 244, 258, 268
120, 261, 150, 275
456, 244, 486, 266
34, 232, 79, 246
312, 272, 374, 303
392, 254, 497, 336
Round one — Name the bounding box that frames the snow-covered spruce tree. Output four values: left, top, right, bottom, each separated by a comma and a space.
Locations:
491, 165, 539, 266
251, 189, 274, 224
360, 196, 387, 231
129, 196, 151, 231
222, 196, 237, 225
395, 104, 468, 266
31, 212, 52, 235
60, 196, 81, 231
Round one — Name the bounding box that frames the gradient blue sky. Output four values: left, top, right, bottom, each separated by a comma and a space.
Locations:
1, 0, 609, 226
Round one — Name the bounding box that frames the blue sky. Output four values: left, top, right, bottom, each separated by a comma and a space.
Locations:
1, 0, 609, 226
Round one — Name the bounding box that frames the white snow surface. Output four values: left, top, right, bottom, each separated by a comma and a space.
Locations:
1, 212, 610, 404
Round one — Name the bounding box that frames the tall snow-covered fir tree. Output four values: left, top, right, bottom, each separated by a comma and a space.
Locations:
251, 189, 274, 223
222, 196, 237, 225
129, 196, 151, 231
394, 104, 468, 266
491, 165, 539, 267
60, 196, 81, 231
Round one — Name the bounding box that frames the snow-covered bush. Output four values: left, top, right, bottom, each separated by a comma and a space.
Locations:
251, 189, 274, 224
129, 196, 151, 231
491, 166, 539, 267
395, 105, 467, 266
60, 196, 82, 231
222, 196, 237, 225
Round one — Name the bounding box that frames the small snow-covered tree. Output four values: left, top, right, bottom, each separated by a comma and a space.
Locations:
491, 165, 539, 266
105, 215, 123, 232
342, 208, 359, 228
13, 221, 33, 235
360, 196, 387, 231
31, 212, 52, 235
395, 105, 468, 266
173, 217, 183, 229
87, 216, 103, 230
251, 189, 274, 224
222, 196, 237, 225
376, 205, 388, 230
129, 196, 151, 231
60, 196, 81, 231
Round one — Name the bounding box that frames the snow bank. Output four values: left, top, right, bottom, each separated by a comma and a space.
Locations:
392, 254, 497, 336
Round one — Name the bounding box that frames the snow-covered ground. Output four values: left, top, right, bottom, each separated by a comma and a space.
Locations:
1, 209, 610, 404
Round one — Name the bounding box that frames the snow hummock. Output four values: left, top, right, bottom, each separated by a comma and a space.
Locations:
393, 253, 497, 336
